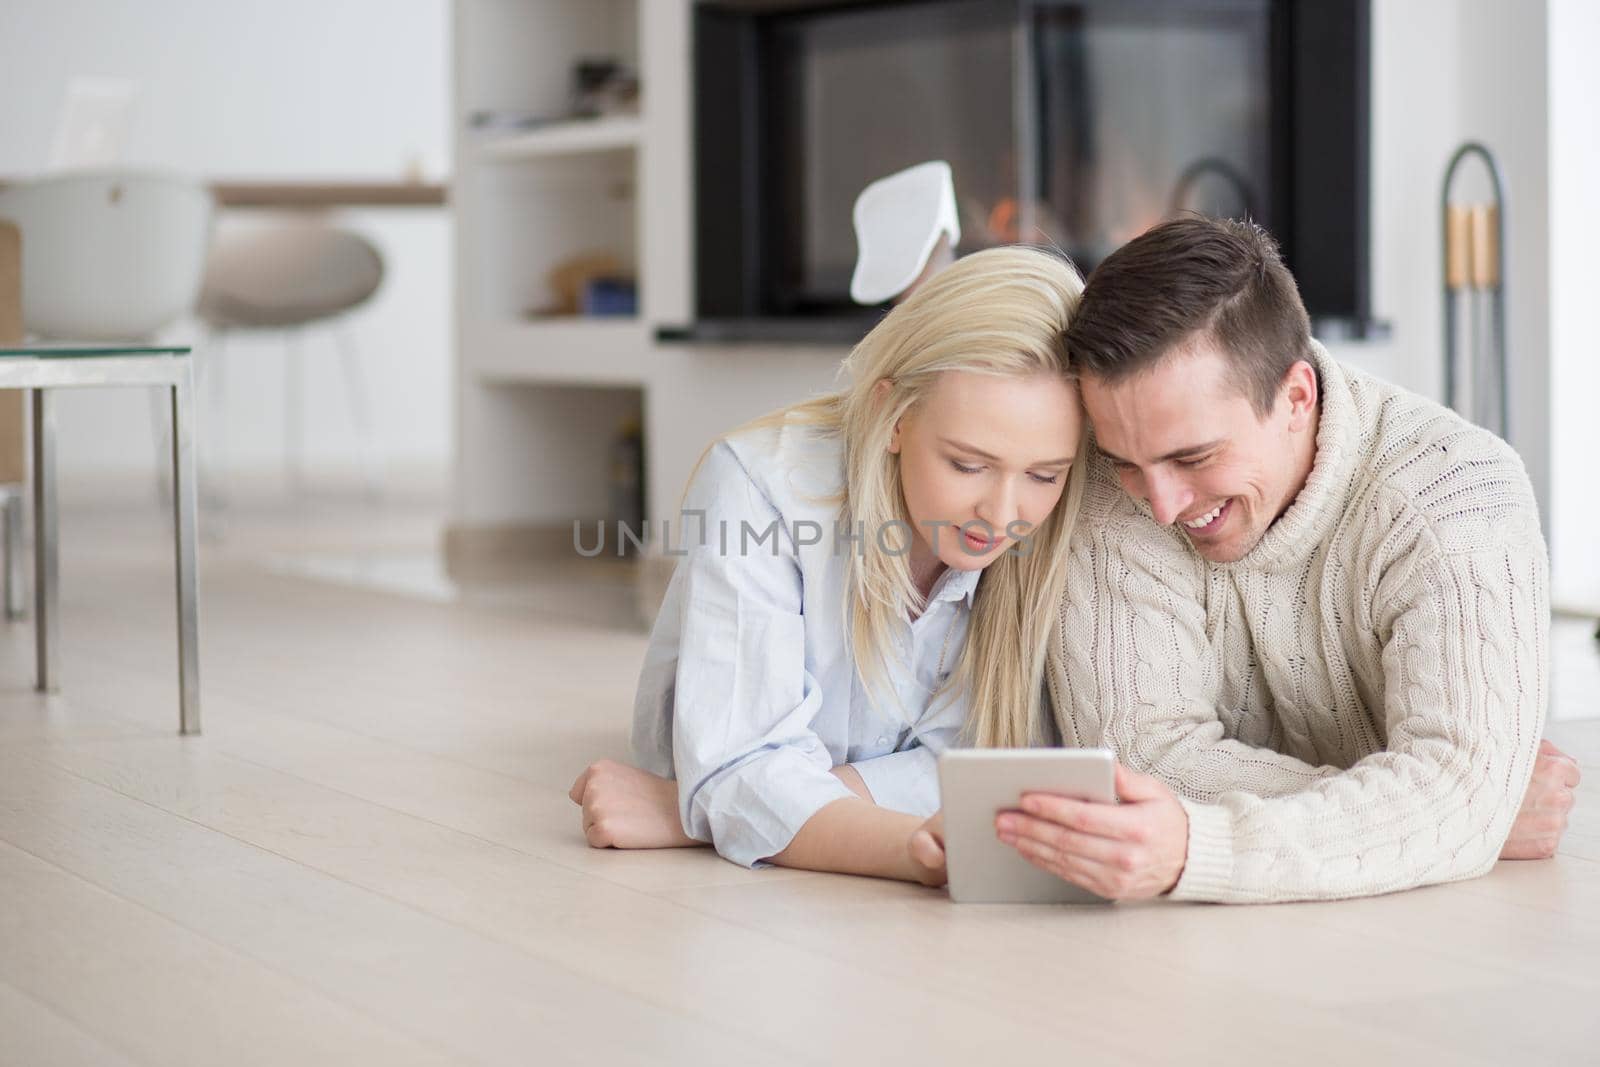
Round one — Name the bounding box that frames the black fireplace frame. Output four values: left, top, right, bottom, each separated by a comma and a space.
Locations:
670, 0, 1378, 344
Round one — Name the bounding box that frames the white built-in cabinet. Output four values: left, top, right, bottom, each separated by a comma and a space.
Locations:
452, 0, 686, 534
451, 0, 847, 559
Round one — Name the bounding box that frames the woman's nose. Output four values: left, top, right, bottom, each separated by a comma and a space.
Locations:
977, 478, 1020, 532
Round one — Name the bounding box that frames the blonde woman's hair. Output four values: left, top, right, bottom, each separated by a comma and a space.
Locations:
691, 245, 1087, 749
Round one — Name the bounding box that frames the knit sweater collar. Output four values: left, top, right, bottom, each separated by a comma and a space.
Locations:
1235, 342, 1361, 574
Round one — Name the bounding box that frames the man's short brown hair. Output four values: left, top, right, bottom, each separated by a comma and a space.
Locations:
1064, 216, 1312, 416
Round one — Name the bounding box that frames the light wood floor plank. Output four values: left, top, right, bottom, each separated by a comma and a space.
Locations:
12, 737, 1142, 1065
20, 660, 781, 896
0, 753, 794, 1067
0, 838, 465, 1067
656, 872, 1515, 1066
0, 979, 141, 1067
1, 551, 824, 894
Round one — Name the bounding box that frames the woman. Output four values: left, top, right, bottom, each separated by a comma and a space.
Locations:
570, 245, 1087, 884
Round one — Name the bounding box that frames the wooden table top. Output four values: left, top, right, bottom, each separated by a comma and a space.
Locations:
212, 180, 447, 208
0, 178, 447, 209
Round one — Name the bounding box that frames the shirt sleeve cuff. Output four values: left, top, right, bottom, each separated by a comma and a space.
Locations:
850, 746, 941, 816
688, 748, 857, 869
1168, 798, 1236, 902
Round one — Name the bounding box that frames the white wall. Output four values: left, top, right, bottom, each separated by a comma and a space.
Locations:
0, 0, 452, 494
1547, 0, 1600, 609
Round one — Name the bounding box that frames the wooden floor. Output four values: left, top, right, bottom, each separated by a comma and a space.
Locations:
2, 498, 1597, 1066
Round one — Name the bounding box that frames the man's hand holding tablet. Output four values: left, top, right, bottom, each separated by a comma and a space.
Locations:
1000, 761, 1190, 900
919, 750, 1190, 903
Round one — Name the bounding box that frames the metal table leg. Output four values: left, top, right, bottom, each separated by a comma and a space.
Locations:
31, 387, 58, 692
170, 364, 201, 735
3, 488, 23, 619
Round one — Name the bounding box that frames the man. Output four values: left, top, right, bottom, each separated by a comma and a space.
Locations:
989, 216, 1581, 903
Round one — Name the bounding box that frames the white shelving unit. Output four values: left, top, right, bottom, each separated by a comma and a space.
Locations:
475, 115, 643, 163
451, 0, 844, 569
473, 318, 652, 388
452, 0, 658, 532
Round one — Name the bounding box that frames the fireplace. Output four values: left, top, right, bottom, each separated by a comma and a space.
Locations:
678, 0, 1375, 343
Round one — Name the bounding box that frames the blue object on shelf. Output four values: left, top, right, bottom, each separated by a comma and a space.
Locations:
581, 277, 637, 317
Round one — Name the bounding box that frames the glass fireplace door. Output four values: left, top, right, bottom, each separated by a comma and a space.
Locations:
1032, 0, 1274, 271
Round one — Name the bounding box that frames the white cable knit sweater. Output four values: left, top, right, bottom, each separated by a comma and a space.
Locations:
1048, 343, 1548, 903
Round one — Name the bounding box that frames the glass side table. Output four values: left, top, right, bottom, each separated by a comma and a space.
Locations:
0, 343, 200, 734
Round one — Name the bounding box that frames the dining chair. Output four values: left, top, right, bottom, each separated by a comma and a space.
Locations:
0, 170, 212, 614
0, 170, 213, 340
196, 221, 385, 498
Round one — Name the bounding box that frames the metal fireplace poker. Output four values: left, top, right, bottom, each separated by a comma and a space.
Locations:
1441, 142, 1510, 441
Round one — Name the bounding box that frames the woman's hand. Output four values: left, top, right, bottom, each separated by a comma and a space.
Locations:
907, 810, 949, 887
569, 760, 703, 849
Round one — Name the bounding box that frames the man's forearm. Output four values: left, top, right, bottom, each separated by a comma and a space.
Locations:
769, 797, 926, 882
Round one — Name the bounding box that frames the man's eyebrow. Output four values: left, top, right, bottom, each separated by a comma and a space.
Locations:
1097, 439, 1224, 465
940, 437, 1074, 467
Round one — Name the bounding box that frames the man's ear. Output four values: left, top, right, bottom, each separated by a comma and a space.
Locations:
1282, 360, 1319, 430
873, 378, 904, 454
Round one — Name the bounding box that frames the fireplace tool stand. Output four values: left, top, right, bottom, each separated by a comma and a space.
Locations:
1444, 147, 1600, 640
1441, 142, 1509, 441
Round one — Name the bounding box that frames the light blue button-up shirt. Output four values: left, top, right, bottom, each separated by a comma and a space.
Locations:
631, 421, 978, 868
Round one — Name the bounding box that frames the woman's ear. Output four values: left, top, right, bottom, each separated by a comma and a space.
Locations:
873, 378, 904, 454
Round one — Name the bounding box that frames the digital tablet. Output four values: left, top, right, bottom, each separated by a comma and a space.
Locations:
938, 748, 1117, 905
